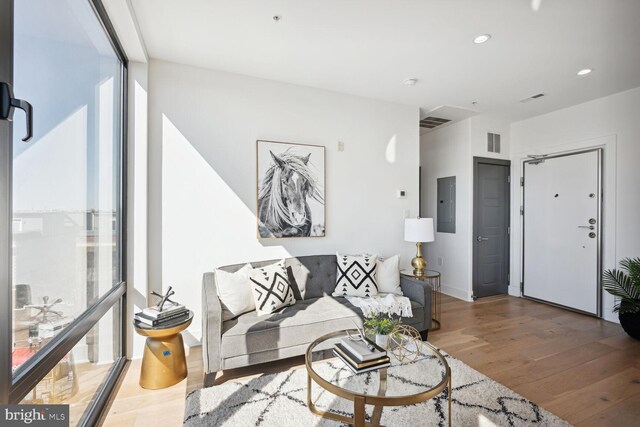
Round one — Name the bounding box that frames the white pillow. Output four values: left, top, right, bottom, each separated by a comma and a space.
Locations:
376, 255, 402, 295
215, 263, 255, 321
249, 260, 296, 316
333, 253, 378, 297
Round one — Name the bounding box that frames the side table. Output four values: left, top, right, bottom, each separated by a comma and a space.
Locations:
133, 311, 193, 389
400, 270, 441, 330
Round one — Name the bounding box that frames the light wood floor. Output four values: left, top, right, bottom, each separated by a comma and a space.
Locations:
103, 295, 640, 426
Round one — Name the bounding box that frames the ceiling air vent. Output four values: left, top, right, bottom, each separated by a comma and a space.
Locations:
519, 93, 546, 103
420, 116, 451, 129
419, 105, 479, 134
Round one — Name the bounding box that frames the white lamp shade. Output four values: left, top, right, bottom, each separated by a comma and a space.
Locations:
404, 218, 435, 242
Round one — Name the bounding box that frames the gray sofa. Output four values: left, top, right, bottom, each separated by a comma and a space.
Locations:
202, 254, 432, 386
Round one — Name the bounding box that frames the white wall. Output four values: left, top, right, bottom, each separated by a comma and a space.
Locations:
511, 86, 640, 321
470, 115, 511, 160
420, 120, 472, 300
420, 116, 512, 300
127, 61, 150, 358
147, 60, 420, 340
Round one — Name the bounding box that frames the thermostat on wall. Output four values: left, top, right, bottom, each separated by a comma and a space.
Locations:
397, 190, 406, 198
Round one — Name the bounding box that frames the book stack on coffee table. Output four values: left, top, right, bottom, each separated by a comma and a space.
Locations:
134, 302, 189, 327
333, 337, 390, 374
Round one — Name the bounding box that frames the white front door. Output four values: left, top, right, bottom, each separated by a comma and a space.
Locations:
523, 149, 601, 315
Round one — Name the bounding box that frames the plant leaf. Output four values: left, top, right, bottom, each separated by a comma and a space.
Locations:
603, 267, 640, 313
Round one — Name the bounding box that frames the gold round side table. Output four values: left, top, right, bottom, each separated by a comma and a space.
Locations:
133, 311, 193, 389
401, 270, 441, 330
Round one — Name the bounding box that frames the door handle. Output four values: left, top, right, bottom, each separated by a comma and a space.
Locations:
476, 236, 489, 242
1, 82, 33, 142
578, 225, 595, 230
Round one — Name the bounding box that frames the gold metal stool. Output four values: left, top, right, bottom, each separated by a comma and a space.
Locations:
133, 311, 193, 389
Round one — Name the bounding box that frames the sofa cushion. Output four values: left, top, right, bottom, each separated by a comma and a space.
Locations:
249, 260, 296, 315
217, 255, 337, 300
376, 255, 402, 295
221, 297, 360, 358
215, 263, 255, 321
333, 253, 378, 297
220, 296, 424, 359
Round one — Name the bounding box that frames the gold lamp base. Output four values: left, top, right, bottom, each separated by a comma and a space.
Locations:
411, 242, 427, 277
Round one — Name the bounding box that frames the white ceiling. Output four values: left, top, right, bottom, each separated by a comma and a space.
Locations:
129, 0, 640, 122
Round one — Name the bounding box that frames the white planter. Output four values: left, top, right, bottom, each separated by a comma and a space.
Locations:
375, 334, 389, 349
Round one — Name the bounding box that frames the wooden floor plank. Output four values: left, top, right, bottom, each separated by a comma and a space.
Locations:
541, 367, 640, 424
576, 392, 640, 427
104, 294, 639, 426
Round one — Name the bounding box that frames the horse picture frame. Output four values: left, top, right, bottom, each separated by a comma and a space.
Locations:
256, 140, 325, 238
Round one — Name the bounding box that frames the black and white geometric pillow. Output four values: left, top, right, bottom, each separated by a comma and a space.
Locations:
332, 253, 378, 297
249, 260, 296, 316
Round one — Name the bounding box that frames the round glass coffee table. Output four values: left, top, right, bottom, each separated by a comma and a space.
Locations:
305, 330, 451, 427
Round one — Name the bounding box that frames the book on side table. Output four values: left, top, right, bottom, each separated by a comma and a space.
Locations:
134, 301, 189, 327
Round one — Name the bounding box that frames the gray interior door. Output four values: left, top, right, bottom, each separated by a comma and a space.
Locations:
473, 158, 510, 298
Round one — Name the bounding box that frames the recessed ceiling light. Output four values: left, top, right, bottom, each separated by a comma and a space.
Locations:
473, 34, 491, 44
403, 78, 418, 86
577, 68, 593, 76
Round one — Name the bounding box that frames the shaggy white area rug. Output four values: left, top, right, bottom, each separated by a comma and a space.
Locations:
184, 351, 571, 427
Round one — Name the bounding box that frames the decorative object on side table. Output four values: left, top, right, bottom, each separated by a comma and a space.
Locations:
602, 257, 640, 340
404, 217, 435, 277
401, 269, 442, 331
134, 287, 193, 389
256, 140, 325, 238
388, 324, 423, 362
134, 286, 189, 326
363, 313, 401, 349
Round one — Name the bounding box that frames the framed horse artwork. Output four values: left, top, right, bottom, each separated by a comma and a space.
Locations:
256, 140, 325, 238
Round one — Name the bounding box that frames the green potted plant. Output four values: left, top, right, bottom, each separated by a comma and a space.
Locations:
602, 257, 640, 340
364, 313, 401, 349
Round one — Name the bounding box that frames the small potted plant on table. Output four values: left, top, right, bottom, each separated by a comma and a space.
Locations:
603, 257, 640, 340
364, 313, 401, 349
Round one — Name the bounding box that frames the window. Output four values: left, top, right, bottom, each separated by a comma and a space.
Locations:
1, 1, 127, 424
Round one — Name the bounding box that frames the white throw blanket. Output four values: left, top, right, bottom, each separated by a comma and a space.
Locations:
345, 293, 413, 318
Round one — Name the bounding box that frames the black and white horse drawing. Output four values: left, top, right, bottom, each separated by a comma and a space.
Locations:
258, 149, 324, 238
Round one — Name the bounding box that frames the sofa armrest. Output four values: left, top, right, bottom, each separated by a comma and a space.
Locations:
400, 276, 433, 331
202, 272, 223, 374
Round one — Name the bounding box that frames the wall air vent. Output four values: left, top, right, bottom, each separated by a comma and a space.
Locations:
419, 116, 451, 129
487, 132, 501, 153
519, 93, 546, 103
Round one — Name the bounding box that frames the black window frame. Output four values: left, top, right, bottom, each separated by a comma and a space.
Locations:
0, 1, 128, 424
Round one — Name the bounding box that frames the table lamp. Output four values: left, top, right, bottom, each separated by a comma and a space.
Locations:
404, 218, 435, 277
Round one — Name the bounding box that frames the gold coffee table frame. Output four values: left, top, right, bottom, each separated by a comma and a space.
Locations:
305, 330, 451, 427
401, 269, 442, 330
133, 311, 193, 389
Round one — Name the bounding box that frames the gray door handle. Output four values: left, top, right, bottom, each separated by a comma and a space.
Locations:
0, 82, 33, 142
476, 236, 489, 242
577, 225, 595, 230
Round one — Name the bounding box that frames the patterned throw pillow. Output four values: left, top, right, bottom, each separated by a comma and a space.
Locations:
333, 253, 378, 297
249, 260, 296, 315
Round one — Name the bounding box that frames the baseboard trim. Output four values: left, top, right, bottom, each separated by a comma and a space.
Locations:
441, 284, 472, 302
508, 285, 521, 297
